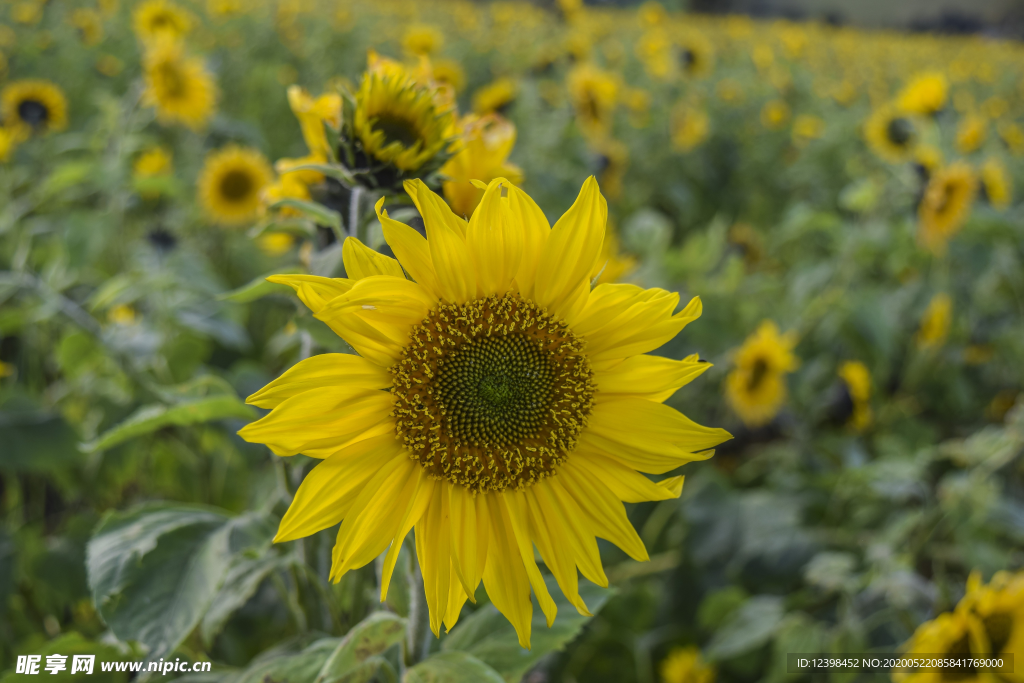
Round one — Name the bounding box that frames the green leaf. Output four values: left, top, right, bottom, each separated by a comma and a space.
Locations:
229, 637, 340, 683
283, 162, 355, 185
86, 504, 234, 661
404, 652, 504, 683
442, 576, 613, 683
704, 595, 785, 661
200, 553, 290, 647
0, 632, 138, 683
314, 611, 406, 683
0, 398, 81, 473
81, 396, 257, 453
218, 267, 305, 303
269, 199, 343, 233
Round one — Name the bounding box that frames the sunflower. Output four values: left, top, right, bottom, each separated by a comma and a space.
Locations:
568, 63, 618, 140
956, 114, 987, 154
917, 162, 976, 253
141, 39, 218, 130
354, 60, 456, 173
916, 293, 952, 349
133, 0, 192, 43
998, 121, 1024, 156
261, 172, 311, 218
676, 33, 714, 78
402, 24, 444, 57
897, 72, 948, 116
441, 114, 523, 218
472, 77, 518, 115
791, 114, 825, 147
238, 177, 730, 647
70, 8, 104, 46
660, 646, 715, 683
1, 80, 68, 137
725, 321, 799, 427
593, 138, 629, 200
864, 104, 917, 163
837, 361, 872, 431
635, 29, 674, 81
760, 100, 791, 130
431, 59, 466, 94
198, 146, 273, 226
671, 103, 709, 152
134, 147, 173, 180
981, 157, 1012, 209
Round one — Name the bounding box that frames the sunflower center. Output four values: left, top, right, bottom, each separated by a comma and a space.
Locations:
158, 63, 187, 98
681, 48, 697, 70
17, 99, 49, 126
391, 293, 595, 493
982, 611, 1012, 654
220, 170, 254, 202
747, 357, 769, 391
887, 117, 913, 146
373, 113, 421, 148
940, 635, 976, 681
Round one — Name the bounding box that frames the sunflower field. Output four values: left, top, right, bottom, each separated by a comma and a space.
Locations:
2, 0, 1024, 682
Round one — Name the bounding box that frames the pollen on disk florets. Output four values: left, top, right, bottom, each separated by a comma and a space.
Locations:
391, 292, 595, 493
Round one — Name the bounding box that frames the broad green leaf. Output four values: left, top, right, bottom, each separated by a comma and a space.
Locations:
86, 504, 233, 661
218, 267, 305, 303
0, 632, 138, 683
315, 611, 406, 683
324, 656, 397, 683
0, 397, 80, 473
704, 595, 785, 661
404, 652, 504, 683
81, 396, 256, 453
442, 576, 613, 683
227, 637, 340, 683
269, 199, 343, 233
200, 552, 288, 647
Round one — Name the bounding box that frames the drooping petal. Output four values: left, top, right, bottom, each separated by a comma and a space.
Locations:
467, 178, 523, 297
443, 568, 470, 631
380, 476, 435, 601
533, 176, 607, 318
246, 353, 391, 408
570, 450, 686, 504
543, 477, 609, 587
342, 236, 406, 280
275, 434, 403, 542
593, 353, 711, 403
403, 180, 476, 303
507, 184, 550, 302
330, 456, 426, 581
481, 494, 534, 649
416, 486, 452, 636
266, 274, 353, 314
503, 490, 557, 627
558, 460, 649, 562
449, 484, 489, 601
238, 386, 393, 457
376, 197, 441, 297
526, 483, 590, 616
405, 178, 468, 239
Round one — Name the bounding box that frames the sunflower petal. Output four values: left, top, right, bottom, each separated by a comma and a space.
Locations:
545, 477, 609, 587
571, 449, 686, 503
558, 460, 649, 562
405, 178, 468, 239
404, 181, 476, 303
416, 485, 451, 636
594, 354, 711, 403
507, 184, 550, 302
246, 353, 391, 408
266, 274, 353, 314
503, 491, 557, 627
449, 484, 489, 601
482, 494, 533, 649
342, 236, 406, 280
376, 197, 441, 297
533, 176, 607, 317
275, 434, 402, 542
380, 476, 434, 602
467, 178, 523, 298
527, 483, 590, 616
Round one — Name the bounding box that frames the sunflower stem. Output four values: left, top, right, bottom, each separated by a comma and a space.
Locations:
350, 186, 364, 244
404, 560, 430, 666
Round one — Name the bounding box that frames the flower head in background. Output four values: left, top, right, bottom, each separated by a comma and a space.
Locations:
917, 162, 976, 253
897, 72, 948, 116
660, 646, 715, 683
955, 114, 987, 154
239, 177, 729, 648
916, 293, 952, 349
441, 114, 523, 217
980, 157, 1011, 210
142, 39, 218, 130
1, 80, 68, 137
402, 24, 444, 57
671, 103, 710, 152
677, 32, 714, 79
838, 361, 872, 431
133, 0, 193, 43
134, 147, 173, 180
70, 8, 104, 46
864, 104, 917, 163
726, 321, 799, 427
568, 63, 618, 140
472, 77, 518, 115
198, 145, 273, 225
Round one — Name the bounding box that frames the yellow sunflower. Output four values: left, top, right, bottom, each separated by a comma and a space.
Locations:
134, 147, 173, 180
916, 293, 952, 349
1, 80, 68, 137
133, 0, 193, 43
917, 162, 976, 253
791, 114, 825, 147
981, 157, 1012, 209
760, 99, 791, 131
567, 63, 618, 140
956, 114, 987, 154
838, 360, 872, 431
897, 72, 948, 116
441, 114, 523, 218
198, 145, 273, 226
660, 645, 715, 683
671, 103, 710, 153
864, 104, 918, 163
354, 59, 456, 172
725, 321, 799, 427
472, 77, 518, 115
676, 33, 714, 79
238, 177, 730, 647
70, 8, 104, 46
142, 39, 218, 130
402, 24, 443, 57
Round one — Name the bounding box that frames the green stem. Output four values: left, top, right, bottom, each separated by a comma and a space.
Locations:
351, 186, 365, 244
404, 561, 431, 667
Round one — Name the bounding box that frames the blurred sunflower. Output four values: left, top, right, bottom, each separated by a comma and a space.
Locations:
261, 172, 311, 218
837, 361, 872, 431
980, 158, 1011, 209
275, 85, 341, 185
791, 114, 824, 147
258, 233, 296, 257
760, 99, 791, 130
472, 77, 517, 115
897, 72, 948, 116
676, 33, 714, 78
726, 321, 799, 427
142, 39, 218, 130
593, 138, 629, 200
70, 8, 104, 46
916, 293, 952, 349
354, 57, 456, 172
198, 145, 273, 225
998, 121, 1024, 156
239, 177, 730, 648
660, 646, 715, 683
864, 104, 917, 163
671, 103, 709, 152
917, 162, 976, 253
431, 59, 466, 94
441, 114, 522, 217
133, 0, 192, 43
636, 29, 674, 81
567, 63, 618, 139
590, 223, 635, 285
955, 114, 987, 154
134, 147, 173, 180
402, 24, 443, 57
1, 79, 68, 137
897, 612, 976, 683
